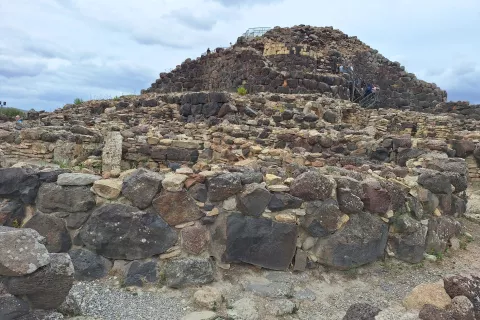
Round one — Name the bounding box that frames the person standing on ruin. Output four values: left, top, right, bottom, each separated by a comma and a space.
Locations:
207, 48, 211, 55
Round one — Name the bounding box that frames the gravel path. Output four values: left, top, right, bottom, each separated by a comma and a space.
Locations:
65, 217, 480, 320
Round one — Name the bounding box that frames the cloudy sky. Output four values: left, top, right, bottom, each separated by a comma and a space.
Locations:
1, 0, 479, 111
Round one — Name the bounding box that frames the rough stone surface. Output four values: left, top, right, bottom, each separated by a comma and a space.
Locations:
403, 282, 452, 310
418, 304, 453, 320
207, 173, 242, 202
303, 199, 349, 237
92, 179, 123, 200
164, 257, 215, 288
79, 204, 177, 260
225, 213, 298, 270
426, 216, 462, 253
314, 212, 388, 269
268, 192, 303, 211
0, 294, 31, 320
343, 303, 381, 320
23, 213, 72, 253
388, 215, 428, 263
152, 190, 204, 226
290, 171, 335, 201
122, 169, 164, 209
181, 224, 210, 254
0, 168, 40, 204
57, 173, 101, 186
0, 227, 50, 276
69, 248, 112, 281
162, 173, 187, 192
418, 172, 452, 194
266, 299, 297, 316
447, 296, 475, 320
36, 183, 95, 213
4, 253, 74, 309
236, 183, 272, 217
193, 287, 222, 310
124, 260, 157, 287
338, 188, 364, 214
227, 298, 259, 320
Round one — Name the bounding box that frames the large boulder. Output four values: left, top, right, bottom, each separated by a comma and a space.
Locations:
236, 183, 272, 217
4, 253, 74, 309
426, 216, 461, 253
23, 213, 72, 253
56, 173, 101, 186
268, 192, 303, 211
0, 168, 40, 204
303, 200, 349, 237
290, 171, 335, 201
362, 181, 391, 215
164, 257, 215, 288
225, 213, 298, 270
0, 227, 50, 276
403, 282, 451, 310
152, 190, 204, 226
313, 212, 388, 269
418, 171, 452, 195
36, 183, 95, 213
337, 188, 364, 214
69, 248, 112, 281
388, 215, 428, 263
0, 294, 30, 320
121, 169, 164, 209
79, 204, 177, 260
207, 173, 242, 202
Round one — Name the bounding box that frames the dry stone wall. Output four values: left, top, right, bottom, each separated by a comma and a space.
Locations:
0, 90, 476, 294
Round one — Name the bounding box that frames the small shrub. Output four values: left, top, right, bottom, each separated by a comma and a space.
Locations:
0, 107, 25, 118
11, 219, 21, 228
237, 86, 247, 96
73, 98, 84, 105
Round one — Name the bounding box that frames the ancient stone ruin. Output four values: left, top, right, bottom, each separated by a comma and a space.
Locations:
1, 25, 480, 319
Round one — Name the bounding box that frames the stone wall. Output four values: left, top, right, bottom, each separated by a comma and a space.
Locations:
0, 150, 467, 289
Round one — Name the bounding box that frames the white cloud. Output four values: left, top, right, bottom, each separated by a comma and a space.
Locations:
0, 0, 480, 110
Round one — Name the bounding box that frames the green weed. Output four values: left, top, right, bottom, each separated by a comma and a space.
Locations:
237, 86, 247, 96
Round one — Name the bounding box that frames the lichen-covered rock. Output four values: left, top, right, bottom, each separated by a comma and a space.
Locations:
181, 224, 210, 255
303, 199, 349, 237
36, 183, 95, 213
121, 169, 163, 209
313, 212, 388, 269
447, 296, 475, 320
164, 257, 215, 288
4, 253, 74, 309
290, 171, 334, 201
92, 179, 123, 200
152, 190, 204, 226
207, 173, 242, 202
426, 216, 461, 253
337, 188, 364, 214
388, 215, 428, 263
403, 282, 451, 310
418, 304, 453, 320
236, 183, 272, 217
23, 213, 72, 253
0, 168, 40, 204
0, 227, 50, 276
79, 204, 177, 260
225, 213, 297, 270
343, 303, 381, 320
57, 173, 101, 186
69, 248, 112, 281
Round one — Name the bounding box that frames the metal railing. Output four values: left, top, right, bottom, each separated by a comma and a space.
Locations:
242, 27, 271, 39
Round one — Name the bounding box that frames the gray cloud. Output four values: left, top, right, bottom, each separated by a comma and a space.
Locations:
169, 9, 217, 31
0, 58, 47, 78
132, 33, 195, 49
212, 0, 278, 6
